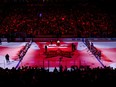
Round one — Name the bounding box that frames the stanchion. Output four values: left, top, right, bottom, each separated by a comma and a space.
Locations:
43, 59, 44, 68
4, 60, 5, 69
48, 60, 50, 70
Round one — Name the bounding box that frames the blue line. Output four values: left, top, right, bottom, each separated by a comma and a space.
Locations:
15, 57, 23, 69
96, 56, 105, 68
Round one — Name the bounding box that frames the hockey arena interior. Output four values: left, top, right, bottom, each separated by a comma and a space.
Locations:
0, 0, 116, 85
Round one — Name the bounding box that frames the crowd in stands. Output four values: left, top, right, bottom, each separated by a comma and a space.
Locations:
0, 0, 116, 38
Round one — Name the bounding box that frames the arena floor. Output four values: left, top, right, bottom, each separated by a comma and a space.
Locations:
0, 41, 116, 71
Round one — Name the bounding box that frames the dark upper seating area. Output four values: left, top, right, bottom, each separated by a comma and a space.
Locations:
0, 0, 116, 38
